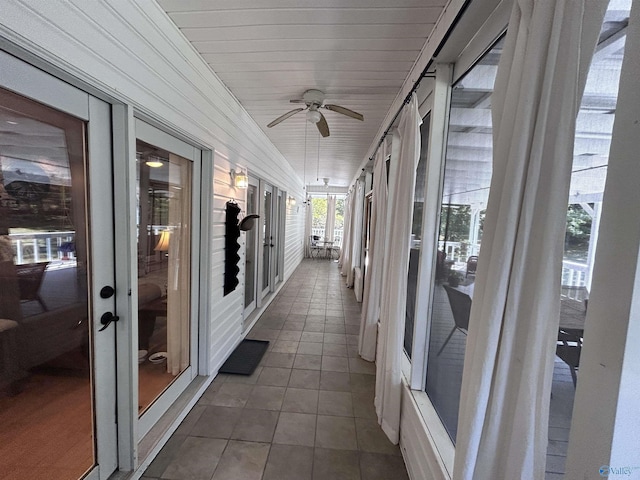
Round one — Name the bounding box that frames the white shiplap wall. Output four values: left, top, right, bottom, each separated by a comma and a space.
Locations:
0, 0, 305, 373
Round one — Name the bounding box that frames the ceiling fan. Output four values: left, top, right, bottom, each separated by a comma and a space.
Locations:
266, 89, 364, 138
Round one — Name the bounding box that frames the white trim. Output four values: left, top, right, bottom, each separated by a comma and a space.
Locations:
401, 383, 455, 480
0, 48, 89, 119
198, 149, 214, 376
451, 0, 510, 83
410, 64, 453, 390
113, 103, 139, 471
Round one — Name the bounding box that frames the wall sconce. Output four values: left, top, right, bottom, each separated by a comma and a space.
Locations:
230, 168, 248, 189
287, 196, 296, 207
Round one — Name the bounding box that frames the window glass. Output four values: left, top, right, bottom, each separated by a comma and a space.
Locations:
404, 114, 430, 359
136, 140, 192, 415
425, 40, 503, 441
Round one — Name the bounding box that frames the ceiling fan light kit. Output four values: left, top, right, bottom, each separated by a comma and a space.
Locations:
306, 109, 321, 124
267, 89, 364, 138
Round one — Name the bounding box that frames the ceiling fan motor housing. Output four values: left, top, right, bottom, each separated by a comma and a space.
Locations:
303, 89, 325, 106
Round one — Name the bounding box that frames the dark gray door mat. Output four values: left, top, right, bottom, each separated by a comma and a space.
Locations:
218, 339, 269, 375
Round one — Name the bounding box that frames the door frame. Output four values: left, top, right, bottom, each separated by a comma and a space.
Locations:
0, 49, 118, 480
243, 176, 259, 320
260, 181, 274, 299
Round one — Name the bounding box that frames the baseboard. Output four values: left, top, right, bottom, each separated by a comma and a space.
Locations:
400, 381, 454, 480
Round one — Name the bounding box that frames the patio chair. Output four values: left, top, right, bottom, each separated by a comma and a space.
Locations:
437, 285, 471, 356
309, 235, 322, 259
556, 328, 582, 387
466, 255, 478, 277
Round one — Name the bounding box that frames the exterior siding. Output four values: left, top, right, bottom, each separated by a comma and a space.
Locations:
0, 0, 304, 375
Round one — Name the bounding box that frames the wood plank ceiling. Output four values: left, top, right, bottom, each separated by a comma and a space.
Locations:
156, 0, 449, 188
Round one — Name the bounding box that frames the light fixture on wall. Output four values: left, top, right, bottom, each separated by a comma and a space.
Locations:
230, 168, 248, 189
287, 196, 296, 207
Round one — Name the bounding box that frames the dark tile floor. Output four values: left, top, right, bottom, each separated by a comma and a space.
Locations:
142, 259, 410, 480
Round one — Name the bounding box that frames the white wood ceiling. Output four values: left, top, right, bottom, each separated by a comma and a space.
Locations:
156, 0, 449, 188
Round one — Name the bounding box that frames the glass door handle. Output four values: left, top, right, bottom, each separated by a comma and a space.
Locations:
98, 312, 119, 332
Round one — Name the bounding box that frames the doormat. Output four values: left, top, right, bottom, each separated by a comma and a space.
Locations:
219, 339, 269, 375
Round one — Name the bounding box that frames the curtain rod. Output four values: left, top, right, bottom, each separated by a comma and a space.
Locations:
366, 0, 473, 164
367, 67, 436, 163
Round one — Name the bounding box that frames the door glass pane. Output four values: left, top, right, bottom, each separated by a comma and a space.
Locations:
0, 87, 96, 478
262, 188, 272, 292
136, 140, 192, 415
244, 184, 257, 307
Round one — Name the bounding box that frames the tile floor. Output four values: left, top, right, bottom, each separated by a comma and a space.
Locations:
142, 259, 410, 480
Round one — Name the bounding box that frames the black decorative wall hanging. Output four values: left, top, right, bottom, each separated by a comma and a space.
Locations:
224, 200, 241, 296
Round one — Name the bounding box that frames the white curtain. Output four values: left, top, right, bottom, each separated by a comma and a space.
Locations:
347, 181, 365, 287
304, 197, 312, 258
453, 2, 608, 478
167, 154, 192, 376
325, 195, 336, 243
375, 94, 421, 443
339, 191, 353, 274
359, 140, 389, 362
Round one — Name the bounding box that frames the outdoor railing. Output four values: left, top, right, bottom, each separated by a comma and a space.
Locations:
312, 227, 343, 247
9, 231, 76, 265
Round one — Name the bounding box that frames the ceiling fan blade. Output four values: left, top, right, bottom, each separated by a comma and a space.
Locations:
267, 108, 305, 128
323, 104, 364, 121
316, 112, 330, 138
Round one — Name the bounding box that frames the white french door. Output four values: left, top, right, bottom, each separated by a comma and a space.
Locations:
243, 177, 259, 324
261, 182, 274, 299
0, 50, 117, 480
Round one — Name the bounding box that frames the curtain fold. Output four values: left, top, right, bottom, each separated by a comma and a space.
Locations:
304, 197, 312, 258
347, 181, 365, 287
375, 94, 421, 444
339, 191, 353, 274
325, 195, 336, 243
166, 154, 192, 376
359, 140, 389, 362
453, 1, 608, 478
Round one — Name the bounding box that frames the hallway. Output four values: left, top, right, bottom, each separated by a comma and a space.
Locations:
142, 259, 409, 480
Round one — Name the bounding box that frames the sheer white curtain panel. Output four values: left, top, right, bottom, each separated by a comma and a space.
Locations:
359, 141, 389, 362
453, 1, 608, 478
375, 94, 421, 443
166, 154, 191, 376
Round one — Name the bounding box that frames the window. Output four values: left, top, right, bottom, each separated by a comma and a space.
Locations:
548, 2, 628, 474
404, 113, 431, 359
424, 39, 503, 441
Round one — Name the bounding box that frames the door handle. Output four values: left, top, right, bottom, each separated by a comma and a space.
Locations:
98, 312, 119, 332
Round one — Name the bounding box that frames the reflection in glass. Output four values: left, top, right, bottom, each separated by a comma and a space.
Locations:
550, 3, 627, 472
244, 183, 257, 310
404, 114, 430, 359
425, 41, 503, 442
0, 87, 95, 478
136, 140, 192, 415
262, 188, 272, 293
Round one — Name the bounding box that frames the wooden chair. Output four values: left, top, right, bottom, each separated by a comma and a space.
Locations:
309, 235, 322, 259
556, 328, 582, 387
466, 255, 478, 277
16, 262, 49, 312
437, 285, 472, 356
